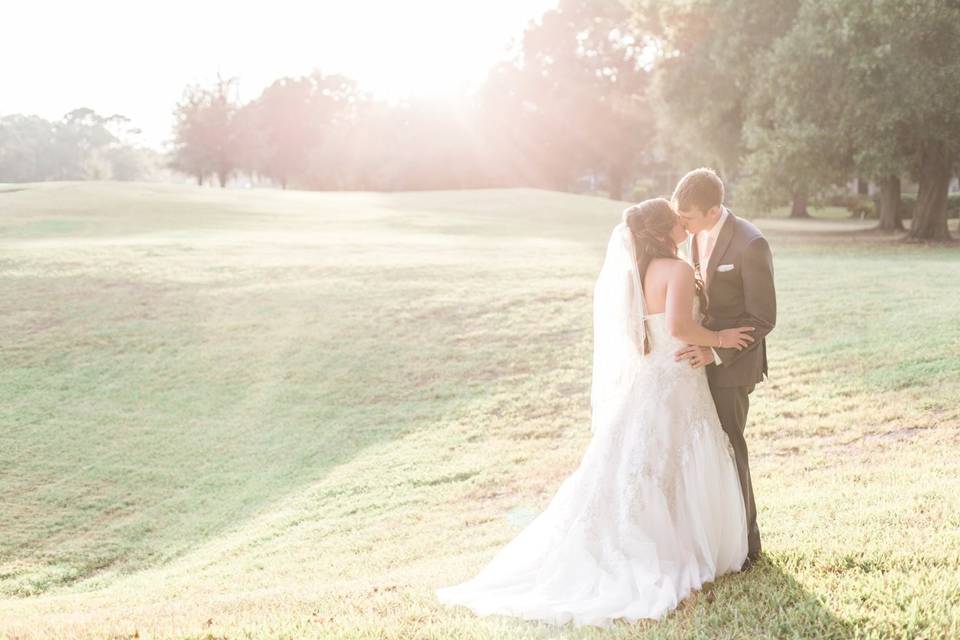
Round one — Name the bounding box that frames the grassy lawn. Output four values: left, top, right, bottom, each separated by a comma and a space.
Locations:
1, 182, 958, 639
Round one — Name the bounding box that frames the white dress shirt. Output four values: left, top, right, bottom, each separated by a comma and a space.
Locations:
697, 206, 729, 279
697, 207, 729, 364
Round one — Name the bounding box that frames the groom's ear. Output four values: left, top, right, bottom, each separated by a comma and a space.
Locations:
707, 205, 723, 219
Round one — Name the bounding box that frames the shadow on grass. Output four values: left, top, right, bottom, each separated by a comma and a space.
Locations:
439, 556, 851, 639
640, 556, 853, 640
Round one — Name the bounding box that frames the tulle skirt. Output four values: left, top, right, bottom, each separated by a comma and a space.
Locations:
436, 358, 748, 627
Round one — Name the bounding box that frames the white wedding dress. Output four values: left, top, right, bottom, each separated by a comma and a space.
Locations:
436, 224, 748, 628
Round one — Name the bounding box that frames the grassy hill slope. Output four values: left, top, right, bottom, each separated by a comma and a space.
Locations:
1, 182, 957, 639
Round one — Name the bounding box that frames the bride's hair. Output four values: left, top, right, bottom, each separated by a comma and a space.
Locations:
623, 198, 707, 352
623, 197, 678, 279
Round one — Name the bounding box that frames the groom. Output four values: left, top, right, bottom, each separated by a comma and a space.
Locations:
671, 168, 776, 568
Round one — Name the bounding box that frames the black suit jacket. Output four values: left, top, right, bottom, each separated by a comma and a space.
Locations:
691, 209, 777, 389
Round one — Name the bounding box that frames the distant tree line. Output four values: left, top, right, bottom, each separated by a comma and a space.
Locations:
171, 0, 960, 240
170, 1, 660, 200
0, 108, 160, 182
2, 0, 956, 241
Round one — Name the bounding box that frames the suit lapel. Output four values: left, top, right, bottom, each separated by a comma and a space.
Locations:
706, 209, 736, 289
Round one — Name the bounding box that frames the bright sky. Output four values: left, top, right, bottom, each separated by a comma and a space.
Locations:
2, 0, 556, 150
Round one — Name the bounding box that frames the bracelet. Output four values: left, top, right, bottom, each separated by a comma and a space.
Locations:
717, 331, 723, 348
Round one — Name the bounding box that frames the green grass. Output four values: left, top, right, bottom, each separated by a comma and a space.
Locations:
0, 182, 958, 639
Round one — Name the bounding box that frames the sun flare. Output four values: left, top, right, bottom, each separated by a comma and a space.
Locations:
0, 0, 556, 146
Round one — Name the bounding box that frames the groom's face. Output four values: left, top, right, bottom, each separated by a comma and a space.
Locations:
675, 205, 720, 234
669, 215, 688, 245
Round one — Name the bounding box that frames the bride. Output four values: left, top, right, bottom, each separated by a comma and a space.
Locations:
435, 198, 755, 627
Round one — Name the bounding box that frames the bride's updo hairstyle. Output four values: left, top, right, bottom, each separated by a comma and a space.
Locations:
623, 197, 678, 281
622, 198, 678, 354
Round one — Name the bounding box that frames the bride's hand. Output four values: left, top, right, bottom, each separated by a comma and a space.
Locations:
717, 327, 755, 350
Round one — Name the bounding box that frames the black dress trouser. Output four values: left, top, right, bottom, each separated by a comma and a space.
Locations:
710, 383, 761, 560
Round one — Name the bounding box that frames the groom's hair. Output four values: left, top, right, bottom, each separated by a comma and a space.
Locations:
672, 168, 724, 214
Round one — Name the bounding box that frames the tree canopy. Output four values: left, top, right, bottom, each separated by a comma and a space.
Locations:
0, 109, 157, 182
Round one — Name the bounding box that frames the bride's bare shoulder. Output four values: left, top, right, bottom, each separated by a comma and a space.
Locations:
648, 257, 693, 279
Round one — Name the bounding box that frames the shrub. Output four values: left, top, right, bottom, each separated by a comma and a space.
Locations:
822, 193, 876, 218
848, 197, 876, 218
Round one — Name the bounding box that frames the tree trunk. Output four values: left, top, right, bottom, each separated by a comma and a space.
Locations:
909, 140, 953, 240
789, 190, 810, 218
217, 171, 227, 188
877, 174, 903, 232
857, 177, 869, 195
196, 173, 203, 186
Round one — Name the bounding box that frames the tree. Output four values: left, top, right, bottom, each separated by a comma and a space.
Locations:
738, 0, 960, 238
53, 108, 118, 179
170, 88, 208, 185
0, 115, 56, 182
739, 122, 850, 218
814, 0, 955, 236
247, 72, 359, 189
480, 0, 655, 199
0, 109, 152, 182
630, 0, 802, 185
320, 96, 403, 191
171, 77, 241, 187
736, 1, 854, 217
232, 99, 269, 184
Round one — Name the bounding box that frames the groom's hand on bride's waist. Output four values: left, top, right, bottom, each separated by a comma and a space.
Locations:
675, 345, 715, 369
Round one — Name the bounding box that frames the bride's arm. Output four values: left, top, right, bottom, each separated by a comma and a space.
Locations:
665, 261, 754, 349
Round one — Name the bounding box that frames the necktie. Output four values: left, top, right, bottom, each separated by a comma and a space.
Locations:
699, 231, 715, 286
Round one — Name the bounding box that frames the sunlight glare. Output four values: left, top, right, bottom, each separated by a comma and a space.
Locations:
0, 0, 557, 146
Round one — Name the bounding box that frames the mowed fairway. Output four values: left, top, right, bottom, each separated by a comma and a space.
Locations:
1, 182, 958, 639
